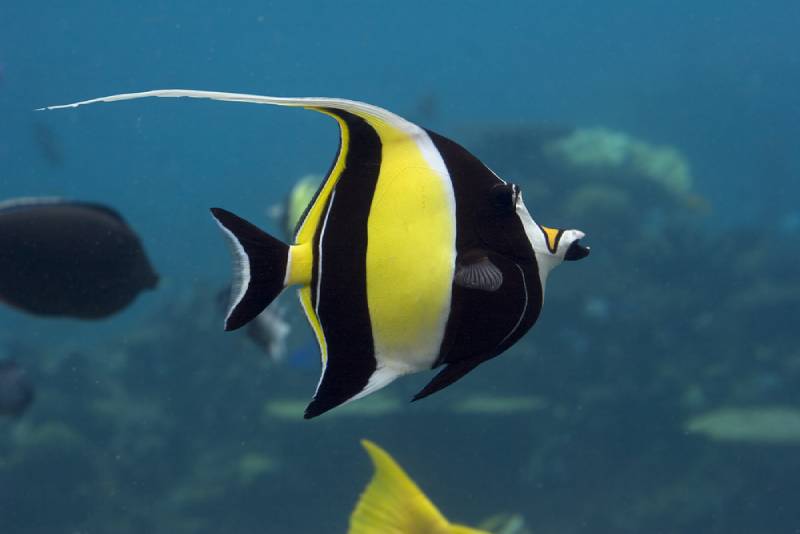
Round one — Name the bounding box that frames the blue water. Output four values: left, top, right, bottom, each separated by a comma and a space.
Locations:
1, 2, 799, 533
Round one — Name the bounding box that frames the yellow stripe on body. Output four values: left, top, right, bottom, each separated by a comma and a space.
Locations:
294, 109, 349, 245
285, 243, 313, 286
364, 118, 455, 372
298, 286, 326, 363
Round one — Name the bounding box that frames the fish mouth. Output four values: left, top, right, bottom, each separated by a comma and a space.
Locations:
564, 239, 590, 261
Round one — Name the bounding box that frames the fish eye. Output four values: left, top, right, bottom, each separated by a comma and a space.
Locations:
490, 183, 517, 214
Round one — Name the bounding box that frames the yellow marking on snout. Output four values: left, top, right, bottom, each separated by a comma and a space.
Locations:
540, 225, 561, 254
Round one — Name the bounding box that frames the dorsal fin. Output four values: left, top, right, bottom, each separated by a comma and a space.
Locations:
38, 89, 417, 130
38, 89, 422, 246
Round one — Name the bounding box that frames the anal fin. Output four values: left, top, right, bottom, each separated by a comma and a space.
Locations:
304, 361, 401, 419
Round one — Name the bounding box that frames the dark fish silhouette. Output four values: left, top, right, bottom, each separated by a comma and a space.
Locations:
0, 198, 158, 318
0, 359, 34, 417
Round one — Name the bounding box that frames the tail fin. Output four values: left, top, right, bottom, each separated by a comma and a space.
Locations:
210, 207, 289, 331
349, 440, 450, 534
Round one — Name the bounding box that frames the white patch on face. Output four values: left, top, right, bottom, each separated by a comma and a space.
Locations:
514, 195, 561, 292
515, 195, 544, 252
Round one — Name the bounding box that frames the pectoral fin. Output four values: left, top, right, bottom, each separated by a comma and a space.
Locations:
454, 253, 503, 292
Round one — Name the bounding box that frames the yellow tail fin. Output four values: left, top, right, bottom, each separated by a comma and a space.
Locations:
349, 440, 489, 534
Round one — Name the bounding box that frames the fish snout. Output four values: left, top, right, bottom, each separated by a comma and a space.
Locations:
564, 230, 590, 261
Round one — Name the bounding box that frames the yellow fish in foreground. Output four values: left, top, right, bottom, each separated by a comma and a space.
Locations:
351, 440, 489, 534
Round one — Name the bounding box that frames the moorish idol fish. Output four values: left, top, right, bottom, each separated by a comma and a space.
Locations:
350, 439, 489, 534
0, 197, 158, 318
41, 90, 590, 417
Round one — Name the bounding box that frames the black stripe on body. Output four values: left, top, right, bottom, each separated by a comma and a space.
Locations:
444, 254, 540, 362
305, 109, 382, 419
425, 130, 537, 267
417, 130, 544, 398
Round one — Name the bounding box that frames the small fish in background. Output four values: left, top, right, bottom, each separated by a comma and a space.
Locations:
247, 305, 291, 362
42, 90, 590, 418
0, 198, 158, 319
0, 359, 34, 418
33, 121, 64, 167
265, 174, 322, 241
349, 440, 489, 534
216, 287, 291, 363
477, 514, 532, 534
